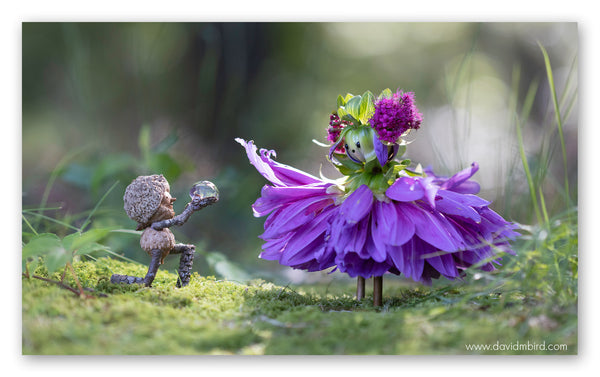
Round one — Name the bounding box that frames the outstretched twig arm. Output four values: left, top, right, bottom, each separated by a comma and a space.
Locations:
151, 197, 217, 231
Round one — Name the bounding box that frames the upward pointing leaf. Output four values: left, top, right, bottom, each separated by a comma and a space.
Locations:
359, 91, 375, 124
337, 107, 349, 120
378, 88, 393, 100
344, 93, 355, 103
337, 94, 346, 108
345, 95, 362, 121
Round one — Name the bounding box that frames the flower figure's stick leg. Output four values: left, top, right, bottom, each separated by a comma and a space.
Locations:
373, 276, 383, 306
171, 243, 195, 288
143, 249, 163, 287
356, 277, 365, 300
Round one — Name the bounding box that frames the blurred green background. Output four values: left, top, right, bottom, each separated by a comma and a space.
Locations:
22, 22, 578, 283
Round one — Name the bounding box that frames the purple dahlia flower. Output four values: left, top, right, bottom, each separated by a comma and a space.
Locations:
236, 138, 340, 271
237, 138, 519, 284
370, 91, 423, 143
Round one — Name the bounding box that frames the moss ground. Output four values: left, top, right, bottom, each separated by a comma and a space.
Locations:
22, 257, 576, 355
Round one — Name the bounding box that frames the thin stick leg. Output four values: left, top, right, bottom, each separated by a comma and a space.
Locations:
373, 276, 383, 307
356, 276, 365, 300
143, 249, 163, 287
176, 245, 195, 288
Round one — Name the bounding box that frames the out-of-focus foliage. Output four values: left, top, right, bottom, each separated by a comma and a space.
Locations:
22, 22, 577, 280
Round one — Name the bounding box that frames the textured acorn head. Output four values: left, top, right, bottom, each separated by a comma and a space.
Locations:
123, 175, 171, 224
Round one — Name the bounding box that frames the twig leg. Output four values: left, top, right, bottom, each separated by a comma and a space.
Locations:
143, 249, 163, 287
356, 276, 365, 300
174, 244, 195, 288
110, 274, 144, 285
373, 276, 383, 307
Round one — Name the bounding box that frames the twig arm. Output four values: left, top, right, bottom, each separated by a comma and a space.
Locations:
151, 197, 217, 231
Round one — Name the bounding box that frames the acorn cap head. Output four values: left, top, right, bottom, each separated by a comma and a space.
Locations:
123, 175, 171, 224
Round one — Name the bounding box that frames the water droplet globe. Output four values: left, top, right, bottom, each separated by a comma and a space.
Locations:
189, 181, 219, 201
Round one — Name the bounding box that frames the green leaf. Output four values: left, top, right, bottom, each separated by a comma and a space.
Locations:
345, 95, 362, 121
205, 251, 251, 282
378, 88, 393, 99
396, 145, 407, 158
337, 107, 349, 119
45, 248, 72, 274
61, 163, 94, 189
153, 130, 179, 154
337, 94, 346, 108
148, 153, 183, 182
332, 153, 363, 173
76, 242, 110, 256
63, 229, 112, 254
359, 91, 375, 124
22, 233, 62, 260
343, 93, 355, 103
22, 233, 70, 274
90, 154, 136, 192
138, 124, 152, 162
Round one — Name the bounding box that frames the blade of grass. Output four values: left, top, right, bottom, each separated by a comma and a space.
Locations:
22, 206, 63, 213
538, 186, 550, 227
558, 55, 577, 113
37, 148, 85, 229
23, 212, 80, 232
79, 181, 119, 232
515, 114, 543, 225
102, 248, 142, 265
22, 215, 39, 236
538, 42, 570, 205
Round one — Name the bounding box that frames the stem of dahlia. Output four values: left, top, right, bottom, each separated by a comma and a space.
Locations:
373, 276, 383, 306
356, 277, 365, 300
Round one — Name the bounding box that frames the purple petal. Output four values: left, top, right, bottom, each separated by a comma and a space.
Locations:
259, 233, 293, 260
252, 184, 333, 217
369, 209, 388, 262
280, 237, 323, 266
373, 131, 388, 167
386, 177, 425, 202
388, 238, 425, 282
339, 185, 373, 224
419, 176, 439, 208
440, 162, 479, 192
236, 138, 322, 187
372, 200, 415, 247
391, 203, 417, 245
282, 207, 337, 254
438, 189, 490, 208
260, 196, 329, 239
450, 181, 481, 194
435, 191, 482, 223
348, 218, 369, 257
426, 253, 459, 278
402, 204, 465, 252
334, 251, 391, 279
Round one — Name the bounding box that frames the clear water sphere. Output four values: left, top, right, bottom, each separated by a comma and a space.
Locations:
189, 180, 219, 201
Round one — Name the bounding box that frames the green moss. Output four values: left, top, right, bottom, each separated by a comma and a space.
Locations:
22, 257, 576, 355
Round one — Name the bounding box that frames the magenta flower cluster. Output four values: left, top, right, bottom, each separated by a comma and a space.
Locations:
369, 91, 423, 143
327, 113, 351, 153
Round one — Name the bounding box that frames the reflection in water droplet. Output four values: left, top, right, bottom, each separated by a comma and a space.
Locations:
189, 181, 219, 201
